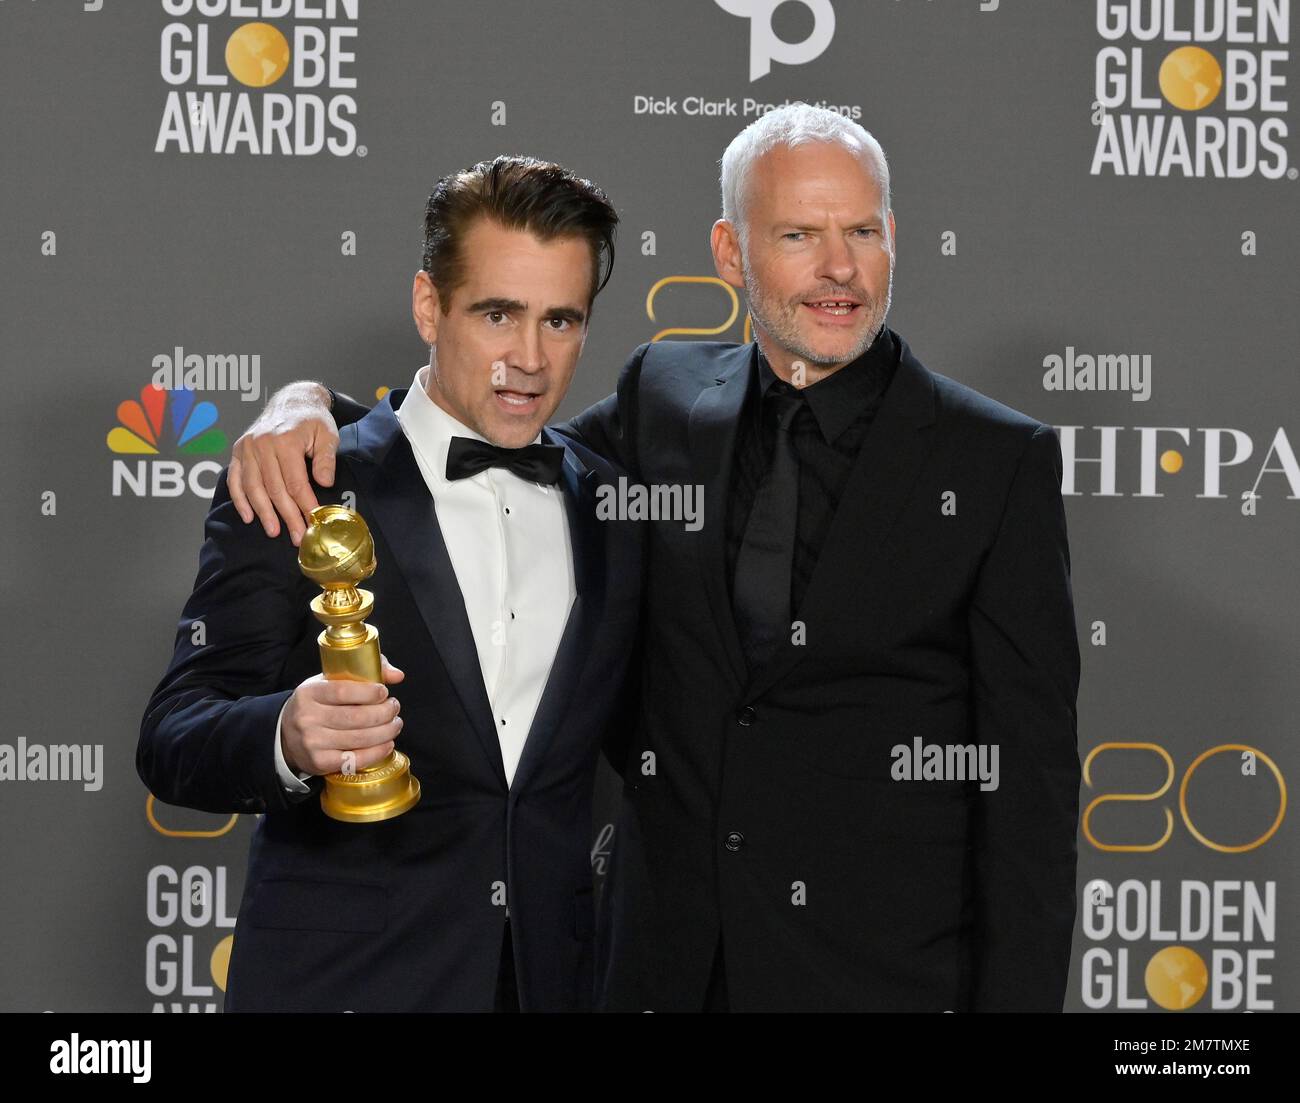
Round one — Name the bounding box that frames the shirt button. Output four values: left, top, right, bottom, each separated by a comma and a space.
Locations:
737, 706, 757, 726
510, 611, 516, 620
724, 831, 744, 852
499, 717, 507, 726
503, 506, 511, 515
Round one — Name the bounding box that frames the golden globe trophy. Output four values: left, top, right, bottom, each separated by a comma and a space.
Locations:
297, 504, 420, 823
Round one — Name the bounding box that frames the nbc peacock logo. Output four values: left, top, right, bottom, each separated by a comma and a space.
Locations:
108, 383, 228, 499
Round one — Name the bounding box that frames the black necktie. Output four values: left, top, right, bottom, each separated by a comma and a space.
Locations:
445, 435, 564, 485
732, 388, 803, 673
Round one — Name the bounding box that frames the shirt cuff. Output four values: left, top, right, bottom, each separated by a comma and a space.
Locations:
273, 699, 313, 794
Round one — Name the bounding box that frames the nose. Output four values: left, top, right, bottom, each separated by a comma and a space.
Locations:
814, 232, 858, 289
512, 323, 547, 376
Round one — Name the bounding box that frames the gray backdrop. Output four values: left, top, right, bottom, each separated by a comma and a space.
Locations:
0, 0, 1295, 1012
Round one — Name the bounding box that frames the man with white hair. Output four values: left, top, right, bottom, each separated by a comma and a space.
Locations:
228, 104, 1082, 1013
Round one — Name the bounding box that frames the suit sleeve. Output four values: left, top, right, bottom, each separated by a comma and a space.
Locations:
328, 388, 371, 429
552, 342, 650, 478
966, 423, 1082, 1011
137, 467, 322, 815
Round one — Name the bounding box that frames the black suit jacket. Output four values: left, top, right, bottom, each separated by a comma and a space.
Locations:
555, 332, 1082, 1012
138, 389, 643, 1011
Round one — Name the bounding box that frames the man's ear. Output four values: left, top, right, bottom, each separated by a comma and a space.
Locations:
412, 270, 442, 345
711, 219, 744, 291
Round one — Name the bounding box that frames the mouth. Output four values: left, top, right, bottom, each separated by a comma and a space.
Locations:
801, 298, 863, 323
494, 388, 543, 415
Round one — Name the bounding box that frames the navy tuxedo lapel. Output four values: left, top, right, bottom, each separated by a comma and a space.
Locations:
510, 429, 605, 795
686, 343, 755, 690
742, 337, 938, 701
341, 389, 506, 788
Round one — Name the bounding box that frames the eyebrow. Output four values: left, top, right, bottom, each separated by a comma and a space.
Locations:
774, 218, 881, 232
465, 297, 586, 323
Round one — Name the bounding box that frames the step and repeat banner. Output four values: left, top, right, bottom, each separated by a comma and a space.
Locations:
0, 0, 1295, 1013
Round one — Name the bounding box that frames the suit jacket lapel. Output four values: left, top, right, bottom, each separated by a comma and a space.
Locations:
342, 390, 506, 788
510, 429, 604, 794
743, 338, 938, 701
686, 343, 755, 690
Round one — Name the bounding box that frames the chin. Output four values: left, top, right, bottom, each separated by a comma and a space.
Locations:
799, 338, 861, 366
488, 420, 543, 449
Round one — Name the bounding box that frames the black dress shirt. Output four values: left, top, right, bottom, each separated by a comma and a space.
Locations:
725, 324, 900, 617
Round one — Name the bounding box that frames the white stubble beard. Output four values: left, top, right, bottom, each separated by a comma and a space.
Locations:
741, 243, 894, 370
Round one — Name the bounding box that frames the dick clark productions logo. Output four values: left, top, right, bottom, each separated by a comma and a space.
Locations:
714, 0, 836, 81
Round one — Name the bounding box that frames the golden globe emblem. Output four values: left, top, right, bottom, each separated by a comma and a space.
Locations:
1159, 46, 1223, 111
225, 22, 291, 89
1145, 945, 1209, 1010
211, 934, 233, 993
299, 503, 376, 595
299, 505, 420, 823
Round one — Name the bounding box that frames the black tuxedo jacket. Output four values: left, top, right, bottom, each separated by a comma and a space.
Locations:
138, 389, 643, 1012
555, 332, 1082, 1012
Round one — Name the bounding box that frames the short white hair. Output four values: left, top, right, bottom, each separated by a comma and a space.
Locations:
719, 102, 891, 249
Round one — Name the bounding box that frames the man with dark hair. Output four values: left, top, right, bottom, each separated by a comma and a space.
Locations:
138, 155, 642, 1012
226, 105, 1081, 1014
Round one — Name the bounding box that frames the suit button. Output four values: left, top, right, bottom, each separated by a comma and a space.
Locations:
737, 706, 757, 726
724, 831, 744, 852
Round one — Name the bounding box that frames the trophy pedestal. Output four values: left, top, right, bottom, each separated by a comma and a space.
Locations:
321, 749, 421, 823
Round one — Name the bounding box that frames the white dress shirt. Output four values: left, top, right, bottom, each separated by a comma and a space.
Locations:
274, 363, 577, 792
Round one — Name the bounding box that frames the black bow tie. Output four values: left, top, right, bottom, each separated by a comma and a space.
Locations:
445, 435, 565, 485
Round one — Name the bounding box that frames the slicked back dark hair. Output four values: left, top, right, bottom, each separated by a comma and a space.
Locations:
421, 155, 619, 315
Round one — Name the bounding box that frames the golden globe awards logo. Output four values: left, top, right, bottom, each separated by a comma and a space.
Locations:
1091, 0, 1292, 178
1080, 741, 1286, 1010
155, 0, 360, 157
1081, 879, 1278, 1009
146, 865, 237, 1012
